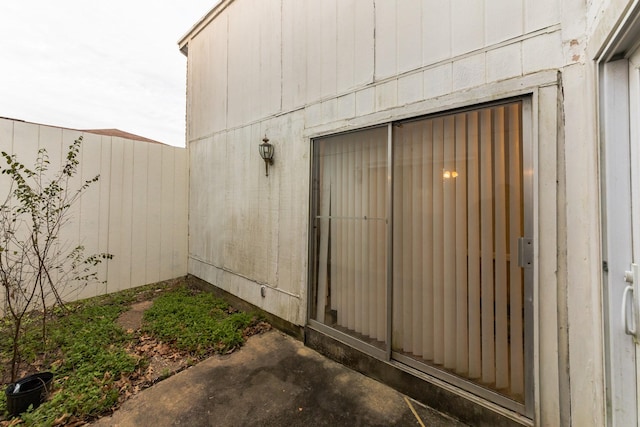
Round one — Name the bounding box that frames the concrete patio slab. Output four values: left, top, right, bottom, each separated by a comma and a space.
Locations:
91, 330, 467, 427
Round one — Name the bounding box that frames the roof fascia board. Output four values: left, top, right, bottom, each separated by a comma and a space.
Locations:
178, 0, 235, 55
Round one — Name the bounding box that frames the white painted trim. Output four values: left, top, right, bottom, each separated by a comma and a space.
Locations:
178, 0, 233, 54
592, 0, 640, 61
391, 360, 534, 427
303, 70, 558, 140
600, 57, 638, 427
188, 254, 301, 299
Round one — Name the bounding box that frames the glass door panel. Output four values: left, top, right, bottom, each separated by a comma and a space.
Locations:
310, 100, 529, 412
311, 127, 388, 348
391, 102, 525, 403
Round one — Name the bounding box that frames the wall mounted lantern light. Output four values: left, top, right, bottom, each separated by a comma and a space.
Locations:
259, 135, 274, 176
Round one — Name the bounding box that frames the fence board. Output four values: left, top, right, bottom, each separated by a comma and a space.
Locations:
0, 118, 188, 312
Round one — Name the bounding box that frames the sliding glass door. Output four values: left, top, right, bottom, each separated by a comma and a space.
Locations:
311, 126, 388, 349
391, 103, 525, 403
310, 99, 529, 413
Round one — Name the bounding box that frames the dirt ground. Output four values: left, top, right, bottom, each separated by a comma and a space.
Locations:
113, 295, 271, 404
1, 288, 271, 426
116, 299, 188, 384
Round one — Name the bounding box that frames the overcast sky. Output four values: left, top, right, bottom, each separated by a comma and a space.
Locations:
0, 1, 218, 146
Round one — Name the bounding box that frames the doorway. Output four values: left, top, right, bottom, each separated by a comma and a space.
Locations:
600, 25, 640, 427
309, 99, 533, 416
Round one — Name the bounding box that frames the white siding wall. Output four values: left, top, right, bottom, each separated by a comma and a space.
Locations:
185, 0, 567, 326
188, 110, 308, 325
0, 118, 188, 306
185, 0, 564, 138
182, 0, 624, 424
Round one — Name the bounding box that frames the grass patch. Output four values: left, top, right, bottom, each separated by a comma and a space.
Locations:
0, 281, 261, 426
142, 286, 254, 355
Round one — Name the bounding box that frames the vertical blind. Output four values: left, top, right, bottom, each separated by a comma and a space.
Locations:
392, 103, 524, 401
312, 101, 524, 403
314, 127, 388, 345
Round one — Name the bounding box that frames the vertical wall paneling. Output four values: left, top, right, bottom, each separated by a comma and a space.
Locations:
146, 144, 162, 284
108, 138, 125, 290
198, 16, 229, 135
397, 0, 422, 73
61, 128, 83, 301
282, 0, 307, 110
131, 143, 149, 287
374, 0, 398, 80
120, 138, 136, 291
174, 148, 188, 275
524, 0, 560, 33
259, 0, 282, 117
190, 32, 213, 137
77, 132, 102, 301
161, 146, 176, 280
188, 140, 204, 261
337, 0, 356, 94
275, 122, 292, 290
189, 12, 229, 137
485, 0, 524, 46
306, 1, 323, 103
211, 133, 227, 266
227, 1, 253, 127
451, 0, 484, 56
0, 121, 13, 223
98, 137, 112, 293
38, 125, 64, 179
0, 119, 188, 306
211, 15, 229, 134
13, 122, 40, 175
320, 0, 338, 99
354, 1, 375, 86
37, 125, 64, 298
223, 129, 240, 273
422, 0, 452, 64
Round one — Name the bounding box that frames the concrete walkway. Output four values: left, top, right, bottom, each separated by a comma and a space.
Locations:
92, 330, 467, 427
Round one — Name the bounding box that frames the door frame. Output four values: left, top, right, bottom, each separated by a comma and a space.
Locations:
600, 57, 637, 427
597, 5, 640, 425
307, 97, 534, 417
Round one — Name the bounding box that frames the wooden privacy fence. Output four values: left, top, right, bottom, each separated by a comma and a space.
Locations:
0, 118, 188, 309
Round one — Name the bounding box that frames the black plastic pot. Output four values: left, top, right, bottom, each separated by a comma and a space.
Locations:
4, 372, 53, 416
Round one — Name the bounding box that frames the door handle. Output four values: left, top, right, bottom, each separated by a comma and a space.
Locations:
622, 264, 640, 341
622, 284, 636, 336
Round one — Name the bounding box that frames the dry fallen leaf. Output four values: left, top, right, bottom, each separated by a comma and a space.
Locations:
53, 413, 69, 426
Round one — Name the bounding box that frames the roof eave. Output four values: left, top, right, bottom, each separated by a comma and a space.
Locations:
178, 0, 234, 56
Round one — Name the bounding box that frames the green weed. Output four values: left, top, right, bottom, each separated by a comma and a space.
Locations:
142, 286, 254, 355
0, 282, 257, 425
